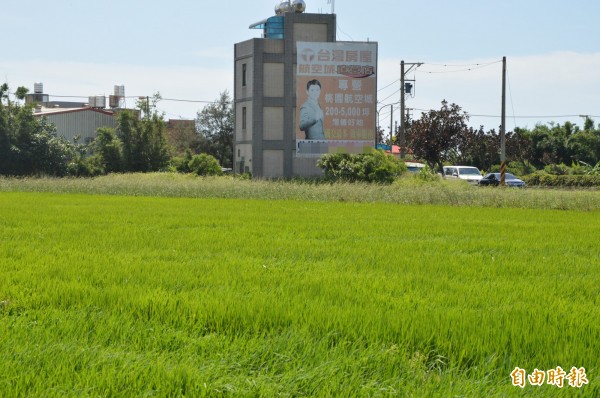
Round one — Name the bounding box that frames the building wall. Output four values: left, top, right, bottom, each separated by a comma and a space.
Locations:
42, 109, 116, 144
263, 107, 284, 140
236, 143, 253, 174
262, 149, 284, 178
235, 102, 252, 142
263, 63, 285, 97
234, 13, 336, 179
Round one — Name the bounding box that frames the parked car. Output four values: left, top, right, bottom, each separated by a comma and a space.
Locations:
478, 172, 526, 187
442, 166, 483, 184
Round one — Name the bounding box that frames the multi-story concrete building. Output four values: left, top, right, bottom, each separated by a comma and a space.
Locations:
234, 2, 377, 178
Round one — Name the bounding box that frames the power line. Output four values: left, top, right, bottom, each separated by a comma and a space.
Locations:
410, 107, 600, 119
378, 79, 399, 92
417, 60, 502, 74
378, 88, 400, 104
45, 94, 215, 104
420, 60, 502, 67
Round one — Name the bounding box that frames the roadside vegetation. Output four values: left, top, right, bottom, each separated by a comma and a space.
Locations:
2, 172, 600, 211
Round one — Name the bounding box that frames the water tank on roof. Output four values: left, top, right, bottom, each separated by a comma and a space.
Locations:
109, 95, 119, 108
88, 96, 106, 108
34, 82, 43, 94
292, 0, 306, 12
114, 85, 125, 97
95, 96, 106, 108
275, 0, 306, 14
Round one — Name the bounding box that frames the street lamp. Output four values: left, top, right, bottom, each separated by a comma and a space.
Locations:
377, 103, 394, 149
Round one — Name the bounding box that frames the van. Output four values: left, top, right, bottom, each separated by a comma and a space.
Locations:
443, 166, 483, 184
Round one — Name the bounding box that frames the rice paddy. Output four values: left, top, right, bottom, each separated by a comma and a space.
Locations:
0, 178, 599, 396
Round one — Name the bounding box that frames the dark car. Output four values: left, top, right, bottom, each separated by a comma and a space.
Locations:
478, 173, 526, 187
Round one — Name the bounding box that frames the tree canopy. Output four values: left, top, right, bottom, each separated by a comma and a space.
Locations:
404, 101, 600, 174
406, 100, 469, 172
195, 91, 233, 168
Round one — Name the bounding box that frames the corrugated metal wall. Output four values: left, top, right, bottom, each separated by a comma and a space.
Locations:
44, 110, 116, 144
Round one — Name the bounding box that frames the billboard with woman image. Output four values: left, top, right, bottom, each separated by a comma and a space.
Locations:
296, 41, 377, 157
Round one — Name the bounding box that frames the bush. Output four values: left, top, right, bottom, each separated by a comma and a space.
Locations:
543, 163, 570, 175
489, 162, 536, 177
67, 154, 105, 177
188, 153, 223, 176
170, 150, 193, 173
317, 150, 406, 184
413, 164, 440, 182
522, 172, 600, 187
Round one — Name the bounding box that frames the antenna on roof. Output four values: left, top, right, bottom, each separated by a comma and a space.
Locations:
328, 0, 335, 13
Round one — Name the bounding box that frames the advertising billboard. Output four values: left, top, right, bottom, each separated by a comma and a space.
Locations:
296, 41, 377, 157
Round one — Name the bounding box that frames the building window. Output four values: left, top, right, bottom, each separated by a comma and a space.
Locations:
242, 106, 247, 129
242, 64, 247, 87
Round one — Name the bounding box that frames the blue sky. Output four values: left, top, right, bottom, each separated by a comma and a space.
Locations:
2, 0, 600, 130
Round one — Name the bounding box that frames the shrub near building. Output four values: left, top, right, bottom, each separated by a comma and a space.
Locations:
317, 150, 406, 184
188, 153, 223, 176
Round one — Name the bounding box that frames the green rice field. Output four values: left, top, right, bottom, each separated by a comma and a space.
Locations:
0, 179, 599, 396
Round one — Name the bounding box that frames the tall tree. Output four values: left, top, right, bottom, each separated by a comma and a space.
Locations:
406, 100, 469, 172
116, 93, 170, 172
195, 91, 234, 168
93, 127, 123, 173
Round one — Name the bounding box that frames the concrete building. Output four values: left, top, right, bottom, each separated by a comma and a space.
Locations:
234, 2, 377, 178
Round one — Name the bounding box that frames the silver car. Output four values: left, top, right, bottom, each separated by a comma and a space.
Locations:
479, 173, 526, 187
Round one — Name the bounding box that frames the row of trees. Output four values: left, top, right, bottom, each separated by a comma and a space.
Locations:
402, 100, 600, 174
0, 84, 233, 177
3, 81, 598, 179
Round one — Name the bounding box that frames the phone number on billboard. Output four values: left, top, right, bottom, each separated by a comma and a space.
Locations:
325, 107, 366, 117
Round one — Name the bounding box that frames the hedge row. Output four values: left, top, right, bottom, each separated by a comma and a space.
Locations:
522, 173, 600, 187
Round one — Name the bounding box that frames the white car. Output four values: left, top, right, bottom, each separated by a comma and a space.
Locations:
443, 166, 483, 185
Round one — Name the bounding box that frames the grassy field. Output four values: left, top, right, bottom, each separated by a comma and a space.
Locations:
0, 176, 599, 396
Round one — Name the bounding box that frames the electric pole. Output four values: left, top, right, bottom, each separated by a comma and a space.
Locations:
500, 56, 506, 186
400, 61, 423, 158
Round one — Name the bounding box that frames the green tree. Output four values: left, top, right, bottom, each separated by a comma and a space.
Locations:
188, 153, 223, 176
116, 95, 170, 173
0, 85, 12, 173
195, 91, 233, 168
569, 130, 600, 165
92, 127, 123, 173
406, 100, 469, 173
2, 84, 77, 176
14, 86, 29, 101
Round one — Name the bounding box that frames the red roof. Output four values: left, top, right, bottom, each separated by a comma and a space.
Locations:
385, 145, 412, 155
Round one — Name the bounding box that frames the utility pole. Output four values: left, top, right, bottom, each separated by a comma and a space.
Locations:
400, 61, 423, 158
500, 56, 506, 186
389, 104, 393, 148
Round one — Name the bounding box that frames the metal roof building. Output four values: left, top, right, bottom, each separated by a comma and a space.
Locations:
33, 107, 117, 144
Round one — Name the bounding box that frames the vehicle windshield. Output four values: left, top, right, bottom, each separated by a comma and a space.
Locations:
459, 168, 481, 176
495, 173, 517, 179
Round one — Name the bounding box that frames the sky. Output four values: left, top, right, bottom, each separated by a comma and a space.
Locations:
2, 0, 600, 132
